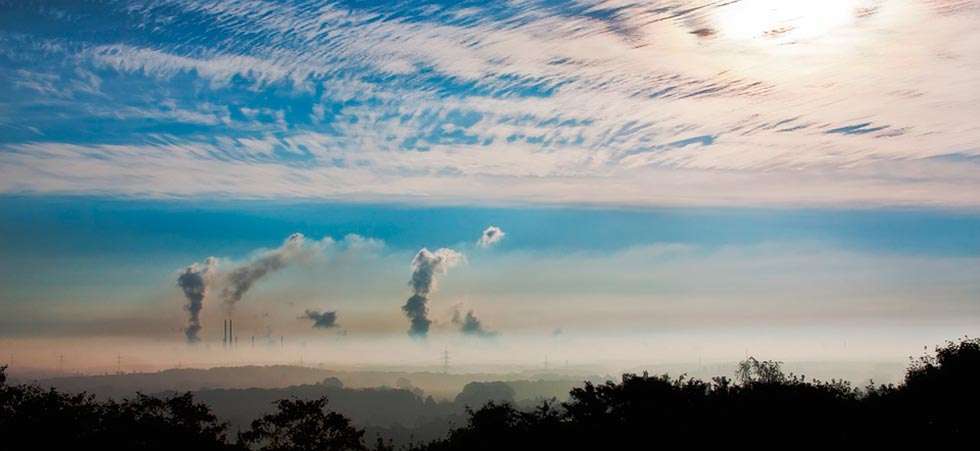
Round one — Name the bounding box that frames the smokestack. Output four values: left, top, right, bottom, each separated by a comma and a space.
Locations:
230, 319, 234, 349
223, 319, 228, 347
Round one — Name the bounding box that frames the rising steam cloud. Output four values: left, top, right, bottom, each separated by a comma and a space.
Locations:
220, 233, 319, 310
302, 309, 339, 329
452, 307, 497, 337
176, 233, 350, 343
477, 226, 505, 248
176, 257, 217, 343
402, 248, 464, 337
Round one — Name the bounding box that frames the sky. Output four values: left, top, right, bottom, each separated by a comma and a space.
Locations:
1, 1, 979, 375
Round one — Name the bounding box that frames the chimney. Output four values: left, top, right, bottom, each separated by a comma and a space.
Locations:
229, 319, 234, 348
223, 319, 228, 347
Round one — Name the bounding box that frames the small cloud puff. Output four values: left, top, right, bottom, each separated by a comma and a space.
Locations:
477, 225, 505, 248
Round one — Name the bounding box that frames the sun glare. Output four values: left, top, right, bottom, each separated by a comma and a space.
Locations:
713, 0, 863, 42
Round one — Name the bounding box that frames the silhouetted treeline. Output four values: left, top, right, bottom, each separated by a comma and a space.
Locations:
0, 368, 234, 450
3, 338, 979, 450
413, 338, 980, 449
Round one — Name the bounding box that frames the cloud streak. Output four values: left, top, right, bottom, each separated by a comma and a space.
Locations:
1, 1, 979, 207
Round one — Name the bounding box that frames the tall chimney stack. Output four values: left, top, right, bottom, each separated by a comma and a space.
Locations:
223, 319, 228, 347
230, 319, 234, 349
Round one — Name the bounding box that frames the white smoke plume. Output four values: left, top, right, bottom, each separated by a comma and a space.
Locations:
476, 225, 505, 248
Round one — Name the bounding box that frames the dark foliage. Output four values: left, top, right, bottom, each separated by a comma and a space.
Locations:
453, 381, 516, 409
875, 337, 980, 436
2, 337, 979, 450
238, 397, 366, 451
412, 337, 980, 450
0, 366, 234, 450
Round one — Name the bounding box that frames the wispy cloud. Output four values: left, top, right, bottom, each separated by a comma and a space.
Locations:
1, 0, 979, 206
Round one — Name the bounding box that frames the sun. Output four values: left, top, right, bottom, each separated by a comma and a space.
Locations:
712, 0, 862, 43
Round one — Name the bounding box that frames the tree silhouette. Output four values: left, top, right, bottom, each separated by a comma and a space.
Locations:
0, 365, 234, 450
734, 356, 787, 384
239, 397, 366, 451
454, 381, 515, 409
410, 338, 980, 449
887, 337, 980, 437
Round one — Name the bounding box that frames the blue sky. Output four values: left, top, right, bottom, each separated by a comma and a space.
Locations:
4, 197, 980, 259
1, 1, 979, 370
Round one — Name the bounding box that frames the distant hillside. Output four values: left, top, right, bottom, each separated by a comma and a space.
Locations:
27, 365, 598, 401
23, 365, 596, 447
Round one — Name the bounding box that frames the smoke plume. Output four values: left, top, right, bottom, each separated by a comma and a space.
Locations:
220, 233, 316, 310
477, 226, 505, 248
452, 307, 497, 337
403, 294, 430, 336
175, 233, 371, 343
176, 257, 217, 343
402, 247, 464, 337
302, 309, 339, 329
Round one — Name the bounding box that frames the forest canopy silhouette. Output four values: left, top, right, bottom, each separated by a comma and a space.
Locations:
2, 337, 978, 450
